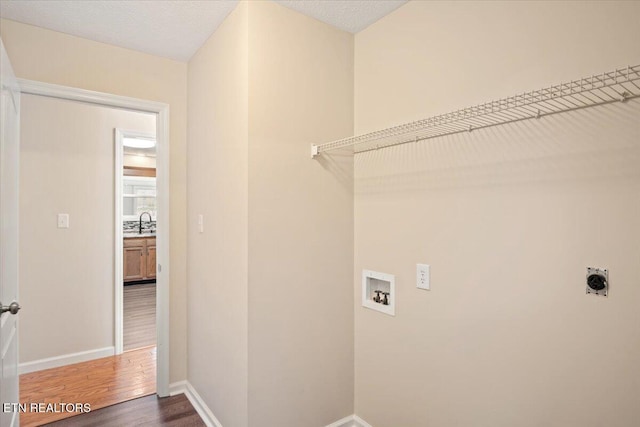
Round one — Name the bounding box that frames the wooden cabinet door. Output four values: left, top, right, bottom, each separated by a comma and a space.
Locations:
146, 239, 156, 279
124, 245, 146, 281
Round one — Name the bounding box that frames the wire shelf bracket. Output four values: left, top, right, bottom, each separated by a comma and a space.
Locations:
310, 64, 640, 158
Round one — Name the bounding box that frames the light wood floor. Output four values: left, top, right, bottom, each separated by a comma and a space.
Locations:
19, 347, 156, 427
44, 394, 204, 427
124, 283, 156, 351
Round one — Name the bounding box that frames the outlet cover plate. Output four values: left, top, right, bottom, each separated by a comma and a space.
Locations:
586, 267, 608, 297
417, 264, 430, 290
57, 213, 69, 229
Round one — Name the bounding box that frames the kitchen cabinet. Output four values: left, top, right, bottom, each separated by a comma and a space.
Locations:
146, 238, 156, 279
124, 236, 156, 282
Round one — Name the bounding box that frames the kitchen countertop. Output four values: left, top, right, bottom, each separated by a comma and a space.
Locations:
123, 232, 156, 239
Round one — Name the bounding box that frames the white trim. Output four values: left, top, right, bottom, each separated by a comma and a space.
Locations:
18, 347, 114, 374
114, 128, 156, 356
325, 415, 356, 427
353, 415, 374, 427
115, 130, 124, 355
183, 381, 224, 427
325, 415, 373, 427
169, 380, 187, 396
156, 103, 171, 397
16, 79, 168, 113
17, 78, 171, 397
171, 382, 372, 427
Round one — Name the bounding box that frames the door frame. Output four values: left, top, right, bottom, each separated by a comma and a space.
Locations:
16, 79, 171, 397
1, 38, 21, 427
115, 128, 156, 355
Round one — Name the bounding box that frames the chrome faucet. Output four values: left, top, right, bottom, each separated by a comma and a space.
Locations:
139, 211, 153, 234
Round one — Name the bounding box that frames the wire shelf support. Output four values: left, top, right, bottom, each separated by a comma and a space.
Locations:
311, 64, 640, 158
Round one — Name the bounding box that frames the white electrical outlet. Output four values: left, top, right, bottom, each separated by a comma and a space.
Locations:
198, 214, 204, 233
57, 213, 69, 229
417, 264, 430, 290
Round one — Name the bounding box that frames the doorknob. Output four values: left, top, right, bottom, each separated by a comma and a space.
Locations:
0, 301, 21, 315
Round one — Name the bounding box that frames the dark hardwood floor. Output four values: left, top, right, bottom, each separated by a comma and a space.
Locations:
43, 394, 205, 426
124, 283, 157, 351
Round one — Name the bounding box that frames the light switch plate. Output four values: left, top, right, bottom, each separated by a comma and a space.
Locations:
198, 214, 204, 233
57, 213, 69, 229
417, 264, 430, 290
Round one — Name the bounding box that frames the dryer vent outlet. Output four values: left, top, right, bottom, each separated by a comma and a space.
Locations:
586, 267, 608, 297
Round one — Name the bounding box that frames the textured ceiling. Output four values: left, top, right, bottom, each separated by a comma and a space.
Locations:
0, 0, 407, 62
0, 1, 239, 62
274, 0, 407, 33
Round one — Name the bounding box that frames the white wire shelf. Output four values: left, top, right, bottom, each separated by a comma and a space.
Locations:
311, 64, 640, 158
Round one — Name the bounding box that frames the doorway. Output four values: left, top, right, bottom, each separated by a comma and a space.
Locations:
116, 129, 158, 353
14, 80, 170, 426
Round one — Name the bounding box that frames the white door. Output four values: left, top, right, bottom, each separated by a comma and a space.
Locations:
0, 39, 21, 427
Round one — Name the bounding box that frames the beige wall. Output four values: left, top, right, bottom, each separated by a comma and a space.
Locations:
247, 2, 354, 425
187, 3, 249, 426
1, 19, 188, 382
187, 2, 354, 425
354, 1, 640, 426
19, 94, 155, 362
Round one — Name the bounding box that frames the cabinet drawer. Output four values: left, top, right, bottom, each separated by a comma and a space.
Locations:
124, 238, 146, 248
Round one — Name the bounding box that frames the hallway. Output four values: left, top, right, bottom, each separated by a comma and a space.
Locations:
124, 283, 157, 351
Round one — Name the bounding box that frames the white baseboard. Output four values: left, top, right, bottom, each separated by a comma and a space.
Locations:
19, 346, 115, 374
169, 380, 187, 396
326, 415, 356, 427
353, 415, 373, 427
325, 414, 373, 427
171, 382, 373, 427
182, 381, 224, 427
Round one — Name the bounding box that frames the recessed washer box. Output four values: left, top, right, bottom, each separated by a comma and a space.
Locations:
362, 269, 395, 316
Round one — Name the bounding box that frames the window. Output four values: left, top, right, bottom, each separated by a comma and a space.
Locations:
123, 176, 156, 221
